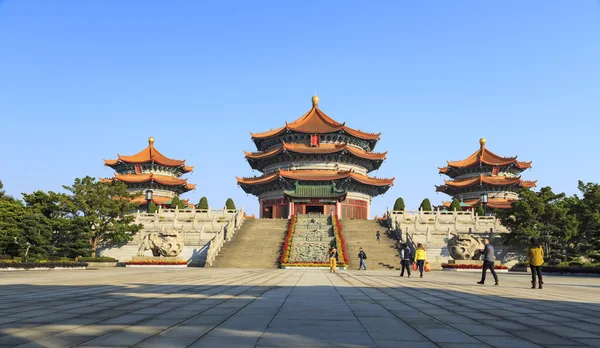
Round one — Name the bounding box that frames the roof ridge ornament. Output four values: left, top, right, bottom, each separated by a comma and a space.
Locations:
312, 95, 319, 108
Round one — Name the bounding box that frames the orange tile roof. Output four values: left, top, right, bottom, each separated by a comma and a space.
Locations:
236, 169, 394, 187
103, 173, 196, 190
442, 198, 516, 209
250, 96, 381, 141
439, 174, 537, 189
104, 138, 193, 172
244, 142, 387, 161
130, 195, 191, 206
439, 139, 532, 172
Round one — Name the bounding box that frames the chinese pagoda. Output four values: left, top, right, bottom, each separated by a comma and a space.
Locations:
102, 137, 196, 208
436, 138, 536, 210
237, 96, 394, 219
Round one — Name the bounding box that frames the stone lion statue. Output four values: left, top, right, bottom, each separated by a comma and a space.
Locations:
448, 233, 484, 260
137, 231, 184, 257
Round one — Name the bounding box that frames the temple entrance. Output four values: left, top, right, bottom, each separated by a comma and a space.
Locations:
305, 205, 324, 214
263, 206, 273, 219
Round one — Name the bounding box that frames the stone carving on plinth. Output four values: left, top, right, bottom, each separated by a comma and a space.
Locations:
448, 233, 484, 260
137, 230, 185, 257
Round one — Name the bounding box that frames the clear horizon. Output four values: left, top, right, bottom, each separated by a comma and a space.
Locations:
1, 1, 599, 216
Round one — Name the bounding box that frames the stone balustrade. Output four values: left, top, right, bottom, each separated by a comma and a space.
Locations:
386, 209, 508, 235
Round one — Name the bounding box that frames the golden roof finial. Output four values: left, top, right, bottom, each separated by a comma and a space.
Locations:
312, 95, 319, 107
148, 137, 155, 146
479, 137, 486, 147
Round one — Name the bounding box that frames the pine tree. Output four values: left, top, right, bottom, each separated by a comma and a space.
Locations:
449, 199, 462, 212
225, 198, 236, 210
419, 198, 432, 212
170, 196, 181, 209
476, 205, 485, 216
148, 202, 158, 213
393, 197, 405, 211
198, 197, 209, 210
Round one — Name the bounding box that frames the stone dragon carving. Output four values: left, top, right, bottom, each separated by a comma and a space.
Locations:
447, 233, 484, 260
137, 230, 184, 257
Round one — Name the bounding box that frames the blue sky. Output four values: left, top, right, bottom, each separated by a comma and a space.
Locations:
1, 1, 599, 216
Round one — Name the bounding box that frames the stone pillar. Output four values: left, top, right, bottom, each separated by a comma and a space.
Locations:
336, 201, 341, 219
366, 199, 371, 220
259, 199, 264, 219
289, 201, 293, 218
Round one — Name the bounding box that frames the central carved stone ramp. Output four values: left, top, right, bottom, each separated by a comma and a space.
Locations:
211, 219, 289, 268
341, 219, 400, 270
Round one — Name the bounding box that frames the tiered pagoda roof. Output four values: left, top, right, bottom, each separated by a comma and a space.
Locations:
104, 137, 193, 173
102, 137, 195, 205
250, 96, 380, 140
245, 142, 387, 171
437, 138, 535, 209
238, 96, 394, 200
439, 138, 532, 178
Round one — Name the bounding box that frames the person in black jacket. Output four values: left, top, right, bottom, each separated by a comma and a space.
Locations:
400, 244, 412, 277
358, 248, 367, 270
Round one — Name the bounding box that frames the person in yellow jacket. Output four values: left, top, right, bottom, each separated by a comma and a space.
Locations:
528, 238, 544, 289
415, 243, 427, 278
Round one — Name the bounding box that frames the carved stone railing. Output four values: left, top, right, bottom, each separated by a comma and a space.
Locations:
133, 207, 244, 231
205, 208, 246, 266
386, 208, 508, 235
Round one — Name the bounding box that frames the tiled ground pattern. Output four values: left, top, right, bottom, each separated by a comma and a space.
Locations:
0, 268, 598, 347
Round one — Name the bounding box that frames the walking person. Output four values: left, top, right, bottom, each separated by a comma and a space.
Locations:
328, 245, 337, 273
358, 247, 367, 270
376, 231, 381, 244
477, 238, 499, 285
400, 244, 412, 277
415, 243, 427, 278
528, 237, 544, 289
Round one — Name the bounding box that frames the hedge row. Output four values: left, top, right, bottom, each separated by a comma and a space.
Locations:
0, 262, 88, 269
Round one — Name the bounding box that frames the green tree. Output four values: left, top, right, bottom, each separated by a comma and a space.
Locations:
571, 181, 600, 262
419, 198, 432, 212
225, 198, 236, 210
449, 199, 462, 212
496, 187, 579, 264
476, 205, 485, 216
0, 192, 26, 257
62, 177, 142, 257
393, 197, 405, 211
19, 213, 53, 260
148, 202, 158, 213
170, 196, 181, 209
198, 196, 209, 210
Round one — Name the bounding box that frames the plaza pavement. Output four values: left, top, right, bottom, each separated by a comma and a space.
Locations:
0, 268, 599, 348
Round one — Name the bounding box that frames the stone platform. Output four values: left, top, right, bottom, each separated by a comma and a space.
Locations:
0, 269, 599, 347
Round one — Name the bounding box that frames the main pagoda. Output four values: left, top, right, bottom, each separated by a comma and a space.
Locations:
102, 137, 196, 208
237, 96, 394, 219
436, 138, 536, 210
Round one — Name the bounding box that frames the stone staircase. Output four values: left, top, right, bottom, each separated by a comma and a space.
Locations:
341, 220, 400, 270
211, 219, 289, 268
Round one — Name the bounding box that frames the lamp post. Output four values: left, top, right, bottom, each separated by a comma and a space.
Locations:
480, 192, 489, 216
145, 189, 153, 213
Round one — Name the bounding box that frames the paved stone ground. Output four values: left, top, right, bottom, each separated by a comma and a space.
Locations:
0, 269, 599, 347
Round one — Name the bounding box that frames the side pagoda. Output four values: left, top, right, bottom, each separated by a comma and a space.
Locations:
436, 138, 536, 210
237, 96, 394, 219
102, 137, 196, 208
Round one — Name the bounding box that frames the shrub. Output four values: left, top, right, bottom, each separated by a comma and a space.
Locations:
419, 198, 432, 212
78, 257, 117, 262
442, 263, 508, 270
393, 198, 405, 211
225, 198, 236, 210
148, 202, 158, 213
449, 199, 462, 212
0, 261, 87, 269
476, 206, 485, 216
198, 197, 209, 210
